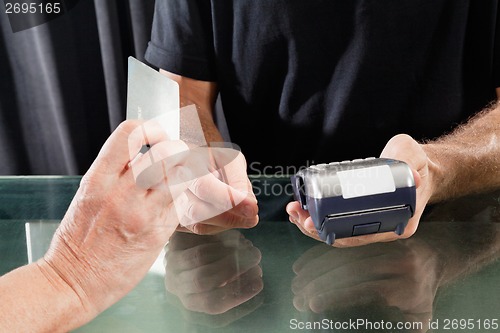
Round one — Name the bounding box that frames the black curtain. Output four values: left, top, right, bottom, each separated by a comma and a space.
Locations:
0, 0, 156, 175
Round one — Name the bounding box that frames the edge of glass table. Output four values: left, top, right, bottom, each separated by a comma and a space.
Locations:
1, 176, 499, 333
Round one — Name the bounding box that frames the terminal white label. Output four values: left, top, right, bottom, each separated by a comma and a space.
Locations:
337, 165, 396, 199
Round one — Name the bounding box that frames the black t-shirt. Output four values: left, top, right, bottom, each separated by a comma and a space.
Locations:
145, 0, 499, 171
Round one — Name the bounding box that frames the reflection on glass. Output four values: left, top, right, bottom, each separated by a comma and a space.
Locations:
292, 220, 500, 332
25, 220, 60, 263
164, 230, 264, 328
424, 190, 500, 223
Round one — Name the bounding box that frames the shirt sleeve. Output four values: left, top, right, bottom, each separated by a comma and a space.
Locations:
144, 0, 217, 82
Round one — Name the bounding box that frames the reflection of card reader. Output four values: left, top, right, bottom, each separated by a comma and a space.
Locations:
291, 158, 416, 245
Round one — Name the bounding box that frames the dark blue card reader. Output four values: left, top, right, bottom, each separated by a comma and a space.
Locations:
291, 158, 416, 245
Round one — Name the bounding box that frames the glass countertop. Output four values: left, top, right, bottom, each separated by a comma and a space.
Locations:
1, 176, 499, 333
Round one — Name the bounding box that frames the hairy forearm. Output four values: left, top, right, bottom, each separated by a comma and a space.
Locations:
0, 261, 93, 332
417, 222, 500, 287
197, 106, 224, 142
423, 101, 500, 202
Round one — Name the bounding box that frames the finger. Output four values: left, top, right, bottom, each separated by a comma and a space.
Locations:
134, 143, 218, 191
286, 201, 304, 224
130, 140, 191, 188
293, 294, 308, 312
167, 230, 244, 251
84, 120, 144, 177
287, 201, 319, 236
174, 292, 264, 328
182, 220, 256, 235
179, 190, 226, 227
176, 190, 256, 229
134, 160, 183, 193
380, 134, 428, 179
172, 145, 259, 221
287, 201, 317, 232
175, 222, 241, 236
290, 215, 322, 242
210, 147, 258, 218
176, 265, 263, 315
171, 246, 262, 294
171, 190, 251, 231
178, 221, 251, 235
333, 231, 402, 248
180, 170, 250, 213
211, 147, 253, 195
227, 189, 259, 219
166, 242, 228, 293
127, 117, 173, 160
287, 201, 320, 241
305, 281, 386, 313
294, 254, 406, 298
196, 204, 259, 229
292, 243, 398, 291
290, 214, 321, 241
167, 240, 252, 272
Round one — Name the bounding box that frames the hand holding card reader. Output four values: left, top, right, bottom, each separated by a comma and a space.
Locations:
291, 158, 416, 245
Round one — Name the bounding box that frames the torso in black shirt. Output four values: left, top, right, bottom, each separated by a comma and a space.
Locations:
145, 0, 499, 171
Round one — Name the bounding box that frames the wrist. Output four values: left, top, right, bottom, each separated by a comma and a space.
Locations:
0, 262, 95, 333
405, 237, 444, 292
36, 258, 98, 326
421, 143, 453, 203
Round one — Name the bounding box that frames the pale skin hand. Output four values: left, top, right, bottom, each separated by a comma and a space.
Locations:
287, 89, 500, 247
0, 120, 181, 332
160, 70, 259, 234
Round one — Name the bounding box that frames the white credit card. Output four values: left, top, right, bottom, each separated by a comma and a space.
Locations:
126, 56, 180, 140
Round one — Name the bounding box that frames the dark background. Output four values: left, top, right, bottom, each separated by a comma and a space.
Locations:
0, 0, 156, 174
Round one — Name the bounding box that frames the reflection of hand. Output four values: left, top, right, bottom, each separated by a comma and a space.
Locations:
292, 240, 441, 331
164, 231, 263, 326
424, 190, 500, 223
40, 120, 181, 320
287, 134, 433, 247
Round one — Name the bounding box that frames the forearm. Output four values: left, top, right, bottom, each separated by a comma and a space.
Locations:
423, 100, 500, 202
197, 106, 224, 142
417, 222, 500, 287
0, 261, 94, 332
